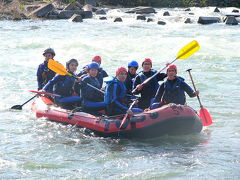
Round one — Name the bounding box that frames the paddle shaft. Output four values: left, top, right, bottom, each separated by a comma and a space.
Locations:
186, 69, 203, 108
21, 95, 37, 106
119, 99, 137, 129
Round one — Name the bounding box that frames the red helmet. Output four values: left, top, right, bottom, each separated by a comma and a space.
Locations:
116, 67, 127, 76
92, 56, 102, 63
142, 58, 152, 66
167, 64, 177, 73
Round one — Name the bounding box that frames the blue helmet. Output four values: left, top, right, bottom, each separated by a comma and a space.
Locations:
128, 60, 139, 68
88, 62, 99, 70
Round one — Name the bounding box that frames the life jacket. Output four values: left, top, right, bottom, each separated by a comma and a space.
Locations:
124, 72, 136, 94
42, 61, 56, 85
162, 77, 186, 105
53, 75, 75, 97
81, 76, 103, 102
138, 70, 159, 98
104, 78, 127, 105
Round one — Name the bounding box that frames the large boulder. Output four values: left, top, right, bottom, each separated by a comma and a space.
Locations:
86, 0, 97, 7
58, 10, 83, 19
114, 17, 122, 22
96, 9, 106, 15
69, 14, 83, 22
197, 16, 220, 24
83, 4, 97, 12
184, 18, 192, 24
64, 2, 82, 11
29, 3, 55, 18
82, 11, 92, 18
225, 16, 238, 25
136, 15, 146, 20
125, 6, 156, 14
157, 21, 166, 25
163, 11, 170, 16
232, 9, 239, 13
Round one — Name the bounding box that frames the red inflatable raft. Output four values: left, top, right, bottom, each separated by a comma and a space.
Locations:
31, 96, 203, 138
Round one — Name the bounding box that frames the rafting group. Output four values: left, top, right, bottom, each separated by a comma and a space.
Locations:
37, 47, 199, 117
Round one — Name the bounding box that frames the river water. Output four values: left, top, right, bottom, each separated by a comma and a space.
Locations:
0, 7, 239, 179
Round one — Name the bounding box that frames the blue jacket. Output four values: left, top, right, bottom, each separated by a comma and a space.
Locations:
133, 69, 166, 108
105, 79, 129, 115
154, 77, 196, 105
43, 74, 75, 97
124, 72, 137, 95
37, 61, 56, 90
81, 75, 103, 102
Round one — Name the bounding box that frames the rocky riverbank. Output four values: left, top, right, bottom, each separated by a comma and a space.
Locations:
0, 0, 239, 25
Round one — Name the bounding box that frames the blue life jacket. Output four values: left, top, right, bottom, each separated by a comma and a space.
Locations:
138, 70, 159, 97
162, 77, 186, 105
53, 75, 75, 97
81, 75, 103, 102
37, 61, 56, 90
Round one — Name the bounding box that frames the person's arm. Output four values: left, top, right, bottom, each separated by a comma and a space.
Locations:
132, 76, 141, 94
156, 72, 167, 81
43, 75, 61, 92
182, 81, 196, 97
154, 83, 164, 102
112, 83, 128, 111
37, 64, 44, 90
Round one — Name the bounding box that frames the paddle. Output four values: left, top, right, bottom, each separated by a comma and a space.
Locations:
48, 59, 105, 94
119, 99, 138, 129
29, 90, 61, 97
10, 95, 37, 110
132, 40, 200, 93
186, 69, 212, 126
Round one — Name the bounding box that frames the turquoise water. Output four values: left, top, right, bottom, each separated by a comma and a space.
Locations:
0, 7, 239, 179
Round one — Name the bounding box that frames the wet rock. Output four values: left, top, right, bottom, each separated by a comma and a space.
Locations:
185, 8, 191, 11
82, 11, 92, 18
58, 10, 83, 19
136, 15, 146, 20
225, 14, 240, 17
99, 16, 107, 20
225, 16, 238, 25
114, 17, 122, 22
64, 2, 82, 11
47, 15, 58, 19
125, 7, 156, 14
214, 7, 220, 12
157, 21, 166, 25
197, 16, 220, 24
83, 4, 97, 12
69, 14, 83, 22
25, 5, 41, 12
232, 9, 239, 13
147, 18, 153, 22
189, 13, 194, 15
163, 11, 170, 16
86, 0, 97, 7
29, 3, 55, 18
184, 18, 191, 24
96, 9, 106, 15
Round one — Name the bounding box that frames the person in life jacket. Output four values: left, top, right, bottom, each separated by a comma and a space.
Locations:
80, 62, 106, 112
132, 58, 167, 109
124, 60, 139, 95
104, 67, 143, 116
75, 55, 108, 95
150, 65, 199, 109
37, 48, 56, 90
43, 59, 81, 109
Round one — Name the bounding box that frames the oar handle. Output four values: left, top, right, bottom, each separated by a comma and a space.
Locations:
132, 58, 177, 94
186, 69, 203, 108
22, 95, 37, 106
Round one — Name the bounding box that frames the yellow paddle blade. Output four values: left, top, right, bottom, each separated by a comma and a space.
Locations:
176, 40, 200, 59
48, 59, 71, 76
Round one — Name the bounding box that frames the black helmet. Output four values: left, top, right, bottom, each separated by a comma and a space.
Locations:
66, 59, 78, 69
43, 48, 55, 56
